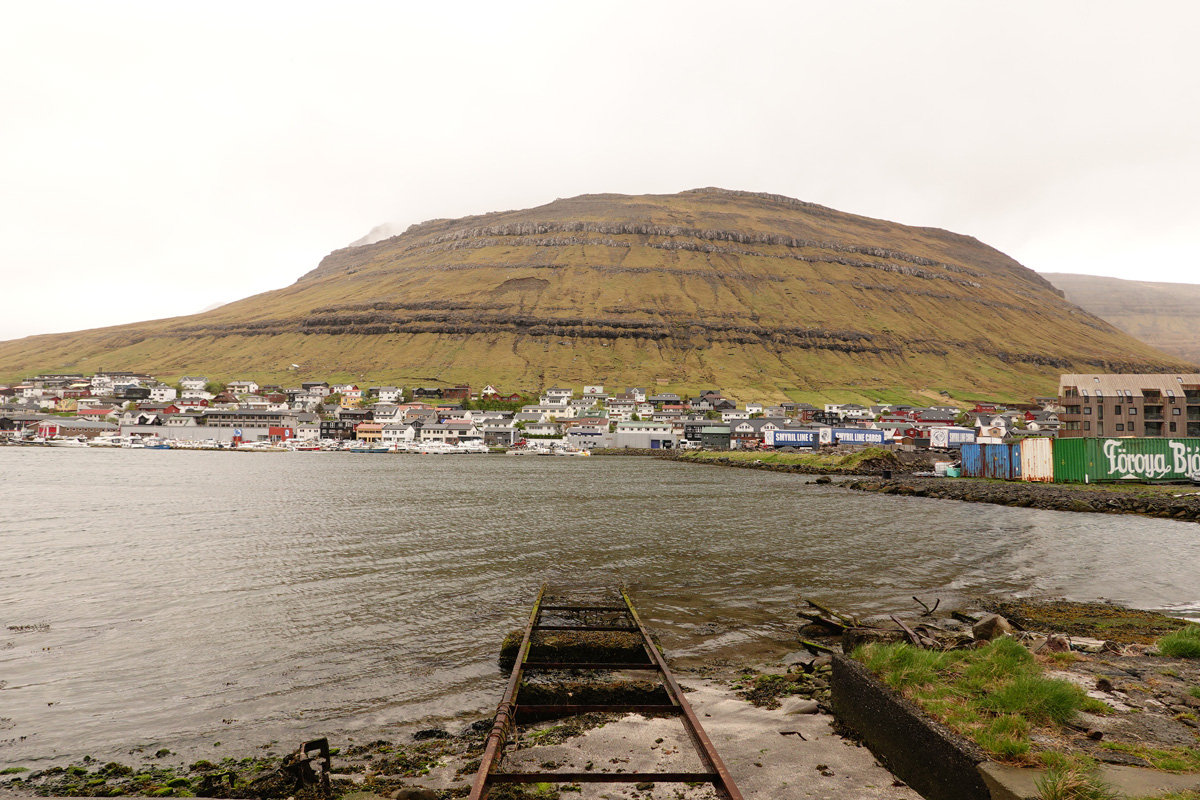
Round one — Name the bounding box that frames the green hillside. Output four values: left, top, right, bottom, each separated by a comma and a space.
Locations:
0, 188, 1190, 403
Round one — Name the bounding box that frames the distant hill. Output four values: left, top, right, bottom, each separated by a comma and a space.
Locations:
1043, 273, 1200, 366
0, 188, 1190, 404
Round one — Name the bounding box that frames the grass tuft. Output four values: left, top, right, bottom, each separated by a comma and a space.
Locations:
1157, 625, 1200, 659
982, 674, 1093, 726
1035, 766, 1121, 800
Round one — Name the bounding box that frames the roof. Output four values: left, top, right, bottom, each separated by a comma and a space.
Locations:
48, 418, 119, 429
1059, 373, 1200, 396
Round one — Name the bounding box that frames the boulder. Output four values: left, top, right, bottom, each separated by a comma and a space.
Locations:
781, 698, 820, 715
842, 627, 905, 652
394, 789, 438, 800
971, 614, 1013, 641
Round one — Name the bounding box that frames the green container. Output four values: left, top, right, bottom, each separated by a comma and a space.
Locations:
945, 466, 961, 478
1052, 438, 1090, 483
1054, 437, 1200, 483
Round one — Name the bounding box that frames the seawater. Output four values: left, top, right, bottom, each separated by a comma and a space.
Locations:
2, 448, 1198, 764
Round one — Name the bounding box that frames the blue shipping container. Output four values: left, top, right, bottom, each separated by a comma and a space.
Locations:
983, 444, 1012, 480
771, 430, 818, 448
962, 443, 1022, 480
960, 443, 984, 478
833, 428, 887, 445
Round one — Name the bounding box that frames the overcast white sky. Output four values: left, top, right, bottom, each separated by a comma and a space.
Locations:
2, 1, 1198, 341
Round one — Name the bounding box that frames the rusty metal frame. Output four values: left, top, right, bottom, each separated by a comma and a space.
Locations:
469, 585, 743, 800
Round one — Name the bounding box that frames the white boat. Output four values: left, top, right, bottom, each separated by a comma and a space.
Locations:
46, 436, 90, 448
416, 441, 458, 455
506, 445, 551, 456
236, 441, 287, 452
88, 435, 128, 448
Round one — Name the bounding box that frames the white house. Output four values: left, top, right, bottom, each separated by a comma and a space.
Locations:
541, 387, 573, 406
90, 375, 115, 394
227, 380, 260, 395
583, 385, 604, 395
180, 376, 209, 392
371, 386, 403, 404
381, 422, 419, 446
149, 385, 178, 403
721, 410, 751, 423
371, 404, 403, 423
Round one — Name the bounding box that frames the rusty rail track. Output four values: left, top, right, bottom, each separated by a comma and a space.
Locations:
469, 585, 743, 799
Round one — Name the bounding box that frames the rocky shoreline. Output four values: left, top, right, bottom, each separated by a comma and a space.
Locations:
846, 475, 1200, 523
666, 449, 1200, 523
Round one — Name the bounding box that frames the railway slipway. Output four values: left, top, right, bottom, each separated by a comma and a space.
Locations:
470, 585, 744, 800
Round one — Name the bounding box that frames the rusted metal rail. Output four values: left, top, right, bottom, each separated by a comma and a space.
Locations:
469, 585, 743, 800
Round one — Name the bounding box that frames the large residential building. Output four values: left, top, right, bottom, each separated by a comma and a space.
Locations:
1057, 374, 1200, 438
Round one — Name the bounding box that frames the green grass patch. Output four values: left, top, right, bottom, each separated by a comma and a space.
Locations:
678, 446, 898, 473
855, 638, 1106, 762
0, 767, 29, 775
1035, 766, 1121, 800
1100, 742, 1200, 773
1157, 625, 1200, 658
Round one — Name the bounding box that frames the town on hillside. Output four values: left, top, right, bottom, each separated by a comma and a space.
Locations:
5, 371, 1196, 455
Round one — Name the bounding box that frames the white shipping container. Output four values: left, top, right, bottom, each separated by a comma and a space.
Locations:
1019, 437, 1054, 482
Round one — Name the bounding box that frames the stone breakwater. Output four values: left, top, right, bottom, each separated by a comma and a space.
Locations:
846, 476, 1200, 523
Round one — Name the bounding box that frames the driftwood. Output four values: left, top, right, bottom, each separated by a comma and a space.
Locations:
799, 598, 861, 631
913, 596, 940, 616
891, 615, 938, 649
798, 637, 837, 655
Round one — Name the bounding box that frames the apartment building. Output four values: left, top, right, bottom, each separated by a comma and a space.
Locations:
1058, 374, 1200, 438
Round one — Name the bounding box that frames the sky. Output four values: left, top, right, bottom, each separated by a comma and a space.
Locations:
2, 1, 1198, 341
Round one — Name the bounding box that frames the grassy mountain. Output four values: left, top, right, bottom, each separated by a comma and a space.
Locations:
1043, 272, 1200, 366
0, 188, 1190, 404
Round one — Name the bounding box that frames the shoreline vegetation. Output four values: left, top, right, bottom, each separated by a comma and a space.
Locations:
667, 449, 1200, 523
829, 597, 1200, 800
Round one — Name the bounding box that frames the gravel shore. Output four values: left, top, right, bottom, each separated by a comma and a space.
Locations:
845, 476, 1200, 523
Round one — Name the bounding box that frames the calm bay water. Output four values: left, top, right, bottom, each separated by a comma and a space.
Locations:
2, 448, 1199, 764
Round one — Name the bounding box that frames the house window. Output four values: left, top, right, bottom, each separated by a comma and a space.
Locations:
1084, 421, 1091, 431
1129, 408, 1137, 415
1115, 406, 1122, 415
1083, 407, 1092, 414
1174, 407, 1182, 415
1116, 423, 1124, 432
1170, 422, 1177, 433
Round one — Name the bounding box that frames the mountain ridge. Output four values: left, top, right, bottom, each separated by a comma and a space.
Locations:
1043, 272, 1200, 366
0, 188, 1189, 403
